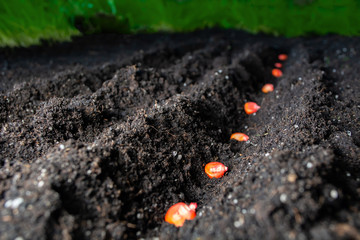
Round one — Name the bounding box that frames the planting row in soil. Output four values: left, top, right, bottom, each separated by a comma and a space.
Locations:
0, 30, 359, 239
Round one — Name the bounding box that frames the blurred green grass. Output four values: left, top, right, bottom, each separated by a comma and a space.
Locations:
0, 0, 359, 47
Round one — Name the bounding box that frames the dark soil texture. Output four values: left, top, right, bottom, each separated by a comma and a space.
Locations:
0, 29, 359, 240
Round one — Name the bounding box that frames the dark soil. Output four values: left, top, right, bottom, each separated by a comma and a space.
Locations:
0, 29, 359, 240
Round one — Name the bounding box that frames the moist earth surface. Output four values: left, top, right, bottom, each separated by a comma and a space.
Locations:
0, 29, 359, 240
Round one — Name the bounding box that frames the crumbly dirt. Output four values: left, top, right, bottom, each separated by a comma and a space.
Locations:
0, 30, 359, 240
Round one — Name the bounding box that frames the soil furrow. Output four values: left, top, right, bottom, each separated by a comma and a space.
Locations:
0, 30, 359, 240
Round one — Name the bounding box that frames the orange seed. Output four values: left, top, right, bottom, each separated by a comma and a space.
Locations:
278, 54, 288, 61
205, 162, 228, 179
274, 62, 282, 68
165, 202, 197, 227
272, 69, 283, 78
230, 132, 249, 142
262, 83, 274, 93
244, 102, 260, 115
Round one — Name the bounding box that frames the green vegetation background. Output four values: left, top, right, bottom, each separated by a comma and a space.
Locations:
0, 0, 359, 47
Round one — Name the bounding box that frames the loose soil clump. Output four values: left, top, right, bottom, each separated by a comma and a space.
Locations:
0, 30, 359, 239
